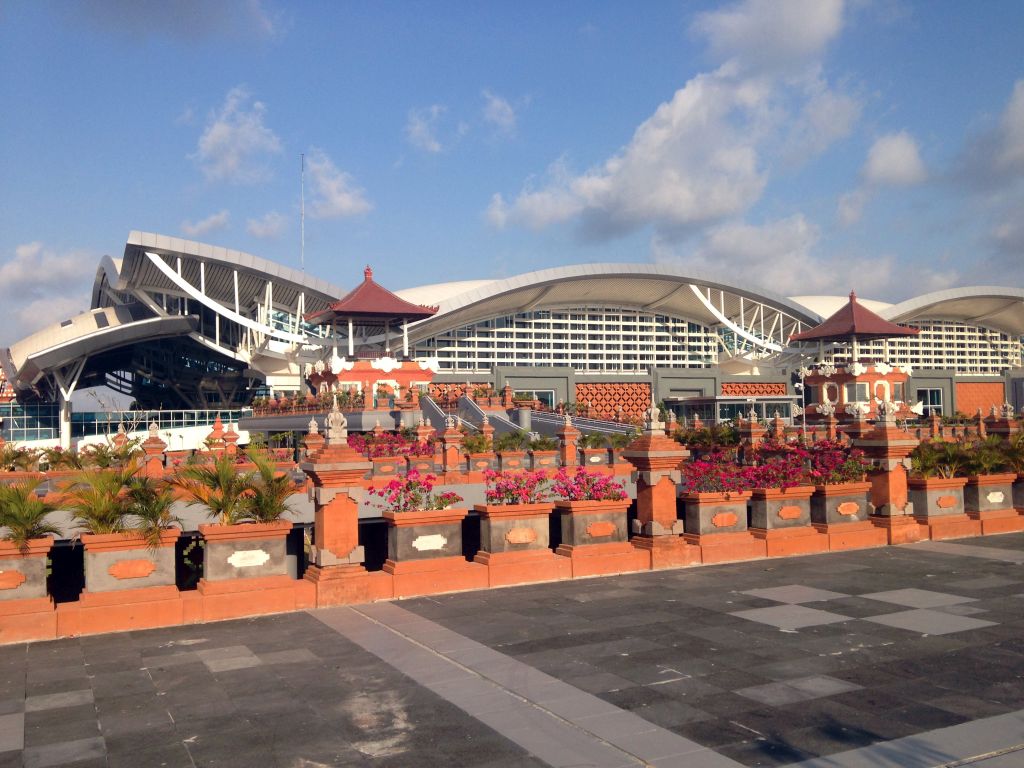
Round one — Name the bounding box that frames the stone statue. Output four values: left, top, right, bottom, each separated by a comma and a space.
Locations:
307, 417, 319, 436
326, 395, 347, 443
148, 421, 160, 439
644, 399, 663, 434
876, 399, 897, 423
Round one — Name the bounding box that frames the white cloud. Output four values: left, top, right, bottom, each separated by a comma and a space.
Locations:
306, 148, 372, 219
863, 131, 927, 186
0, 243, 94, 345
193, 86, 282, 184
482, 90, 516, 134
837, 189, 867, 226
181, 209, 230, 237
959, 79, 1024, 188
405, 105, 446, 153
692, 0, 844, 74
489, 0, 855, 241
246, 210, 288, 238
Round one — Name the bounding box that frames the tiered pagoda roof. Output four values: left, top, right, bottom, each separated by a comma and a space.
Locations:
789, 291, 919, 343
305, 266, 438, 326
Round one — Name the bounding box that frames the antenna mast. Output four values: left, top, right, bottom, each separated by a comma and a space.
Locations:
300, 153, 305, 272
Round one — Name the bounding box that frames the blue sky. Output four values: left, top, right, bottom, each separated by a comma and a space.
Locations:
1, 0, 1023, 346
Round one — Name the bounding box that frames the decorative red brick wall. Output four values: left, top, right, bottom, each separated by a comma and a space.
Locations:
955, 382, 1005, 416
575, 382, 651, 420
720, 382, 788, 396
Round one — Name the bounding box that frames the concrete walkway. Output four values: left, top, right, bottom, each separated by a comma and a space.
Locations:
0, 532, 1022, 766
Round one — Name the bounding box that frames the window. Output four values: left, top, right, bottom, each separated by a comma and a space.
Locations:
845, 382, 869, 402
916, 388, 943, 417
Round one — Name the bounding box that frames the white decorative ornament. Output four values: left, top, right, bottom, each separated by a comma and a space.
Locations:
874, 362, 893, 376
816, 402, 836, 417
909, 401, 925, 416
987, 491, 1005, 504
845, 402, 868, 418
227, 549, 271, 568
371, 356, 401, 373
848, 362, 867, 376
313, 359, 326, 374
797, 366, 812, 380
817, 362, 837, 378
411, 534, 448, 552
897, 365, 913, 376
417, 357, 442, 373
1002, 402, 1015, 419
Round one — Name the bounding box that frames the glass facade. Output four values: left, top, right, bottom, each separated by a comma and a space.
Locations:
0, 404, 246, 442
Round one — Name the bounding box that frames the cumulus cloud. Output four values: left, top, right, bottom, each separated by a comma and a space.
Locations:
958, 79, 1024, 189
306, 148, 372, 219
482, 90, 517, 134
837, 131, 926, 226
193, 86, 282, 184
181, 210, 230, 238
863, 131, 927, 186
76, 0, 280, 41
247, 210, 288, 238
406, 105, 446, 153
692, 0, 844, 74
488, 0, 856, 242
0, 243, 94, 345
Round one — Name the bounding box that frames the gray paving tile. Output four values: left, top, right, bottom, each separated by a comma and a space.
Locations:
742, 585, 850, 604
195, 645, 262, 672
736, 680, 819, 706
861, 588, 976, 609
257, 648, 318, 665
915, 541, 1024, 564
933, 603, 989, 616
24, 688, 94, 712
786, 674, 863, 698
0, 712, 23, 752
22, 736, 106, 768
729, 604, 852, 630
863, 608, 997, 635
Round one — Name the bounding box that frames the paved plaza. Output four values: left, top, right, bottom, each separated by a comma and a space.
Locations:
1, 534, 1023, 767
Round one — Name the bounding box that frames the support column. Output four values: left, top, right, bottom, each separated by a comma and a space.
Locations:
557, 415, 580, 468
622, 403, 698, 568
299, 401, 388, 606
855, 401, 922, 544
140, 423, 167, 478
439, 416, 464, 474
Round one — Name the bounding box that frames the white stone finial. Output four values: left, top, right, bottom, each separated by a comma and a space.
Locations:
876, 399, 897, 423
307, 417, 319, 436
563, 413, 573, 427
418, 414, 427, 427
747, 407, 758, 423
1002, 402, 1015, 419
445, 414, 455, 429
326, 394, 348, 443
644, 399, 664, 435
482, 414, 490, 426
117, 423, 126, 436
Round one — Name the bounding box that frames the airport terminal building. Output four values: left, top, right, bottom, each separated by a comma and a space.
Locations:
2, 231, 1023, 445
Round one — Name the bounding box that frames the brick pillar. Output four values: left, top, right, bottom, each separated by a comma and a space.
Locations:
557, 415, 580, 468
975, 409, 987, 439
414, 415, 435, 445
738, 412, 766, 452
222, 424, 239, 457
823, 413, 839, 441
205, 416, 225, 457
112, 423, 128, 452
501, 384, 513, 409
664, 410, 676, 438
928, 411, 942, 440
987, 403, 1019, 441
439, 416, 464, 473
299, 403, 380, 606
854, 400, 921, 544
479, 414, 495, 447
622, 403, 696, 567
139, 422, 167, 478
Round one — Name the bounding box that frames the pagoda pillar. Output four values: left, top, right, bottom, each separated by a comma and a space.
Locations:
557, 415, 580, 468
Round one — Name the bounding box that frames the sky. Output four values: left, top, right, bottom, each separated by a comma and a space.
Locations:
1, 0, 1024, 348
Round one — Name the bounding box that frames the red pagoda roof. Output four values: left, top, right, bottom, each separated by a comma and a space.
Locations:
789, 291, 919, 343
305, 266, 438, 326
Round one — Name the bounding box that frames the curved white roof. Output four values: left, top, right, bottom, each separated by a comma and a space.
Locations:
788, 295, 894, 318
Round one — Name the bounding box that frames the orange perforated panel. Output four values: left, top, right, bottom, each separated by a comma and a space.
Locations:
720, 382, 788, 396
955, 382, 1005, 416
574, 382, 651, 421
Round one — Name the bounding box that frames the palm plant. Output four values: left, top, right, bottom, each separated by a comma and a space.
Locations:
40, 447, 82, 471
1006, 433, 1024, 475
62, 467, 137, 534
172, 451, 256, 525
608, 431, 638, 450
0, 444, 39, 472
529, 435, 559, 451
0, 479, 61, 551
578, 432, 608, 449
968, 435, 1010, 475
493, 430, 529, 452
246, 451, 293, 523
125, 476, 181, 548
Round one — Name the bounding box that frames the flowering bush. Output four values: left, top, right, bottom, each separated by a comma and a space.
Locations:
482, 469, 550, 505
680, 450, 747, 493
349, 432, 434, 458
744, 450, 810, 490
367, 470, 462, 513
807, 440, 871, 485
550, 468, 627, 501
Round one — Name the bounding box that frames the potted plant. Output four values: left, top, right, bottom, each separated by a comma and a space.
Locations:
528, 435, 560, 470
747, 449, 816, 531
963, 436, 1019, 531
679, 450, 752, 535
551, 469, 635, 574
62, 467, 180, 593
368, 470, 466, 566
461, 430, 495, 472
174, 452, 293, 582
807, 440, 873, 525
908, 440, 970, 520
494, 430, 529, 471
0, 479, 60, 600
607, 431, 638, 464
578, 432, 610, 466
474, 470, 564, 582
